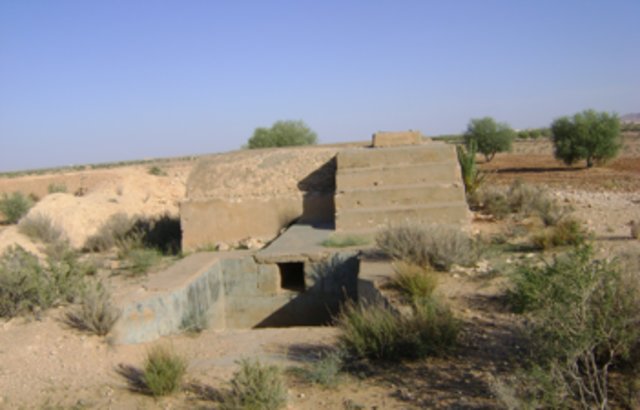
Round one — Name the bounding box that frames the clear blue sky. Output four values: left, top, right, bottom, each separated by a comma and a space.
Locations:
1, 0, 638, 172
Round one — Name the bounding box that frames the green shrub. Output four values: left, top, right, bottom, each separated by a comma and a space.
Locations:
148, 165, 167, 176
247, 120, 317, 149
142, 345, 187, 397
336, 299, 459, 361
18, 213, 65, 244
65, 281, 120, 336
47, 183, 67, 194
320, 234, 369, 248
0, 244, 89, 318
0, 192, 33, 224
531, 218, 588, 250
0, 246, 50, 317
45, 242, 89, 303
84, 212, 135, 252
376, 224, 478, 271
464, 117, 516, 162
456, 140, 485, 201
508, 244, 640, 408
293, 351, 344, 388
220, 359, 287, 410
552, 109, 622, 168
389, 262, 437, 304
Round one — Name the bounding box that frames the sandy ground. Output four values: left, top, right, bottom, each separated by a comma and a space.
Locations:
0, 137, 639, 409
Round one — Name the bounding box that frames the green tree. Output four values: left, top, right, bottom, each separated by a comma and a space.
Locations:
247, 120, 317, 149
463, 117, 515, 162
551, 109, 621, 168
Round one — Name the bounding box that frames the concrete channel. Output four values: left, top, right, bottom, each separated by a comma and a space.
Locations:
111, 224, 385, 344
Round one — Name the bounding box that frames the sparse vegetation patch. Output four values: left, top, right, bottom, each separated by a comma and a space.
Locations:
18, 213, 65, 244
376, 223, 478, 271
65, 280, 120, 336
321, 234, 370, 248
336, 299, 459, 362
220, 358, 287, 410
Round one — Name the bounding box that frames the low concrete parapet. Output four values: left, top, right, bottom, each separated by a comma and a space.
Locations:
372, 130, 422, 147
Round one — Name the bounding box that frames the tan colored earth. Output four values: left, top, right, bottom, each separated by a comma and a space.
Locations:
0, 136, 639, 409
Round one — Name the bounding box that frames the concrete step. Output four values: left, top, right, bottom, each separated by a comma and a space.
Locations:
335, 201, 470, 231
336, 162, 460, 191
337, 143, 455, 170
335, 184, 465, 210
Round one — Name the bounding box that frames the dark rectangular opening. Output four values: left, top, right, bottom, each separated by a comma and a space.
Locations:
278, 262, 306, 292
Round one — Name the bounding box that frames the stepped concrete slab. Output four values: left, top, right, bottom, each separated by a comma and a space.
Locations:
255, 223, 335, 264
335, 201, 470, 231
372, 130, 421, 147
335, 184, 465, 210
336, 162, 460, 191
338, 143, 455, 169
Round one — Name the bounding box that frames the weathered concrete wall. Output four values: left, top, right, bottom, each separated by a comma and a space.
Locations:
112, 252, 227, 344
182, 147, 338, 251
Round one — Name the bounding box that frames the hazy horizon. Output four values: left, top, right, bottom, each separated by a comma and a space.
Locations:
1, 1, 639, 173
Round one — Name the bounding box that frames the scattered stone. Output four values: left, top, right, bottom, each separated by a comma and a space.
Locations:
239, 237, 264, 250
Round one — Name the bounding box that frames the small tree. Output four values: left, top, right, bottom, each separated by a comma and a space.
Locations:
247, 120, 317, 149
551, 109, 621, 168
464, 117, 515, 162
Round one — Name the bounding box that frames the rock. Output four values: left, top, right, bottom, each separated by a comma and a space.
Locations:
215, 242, 230, 252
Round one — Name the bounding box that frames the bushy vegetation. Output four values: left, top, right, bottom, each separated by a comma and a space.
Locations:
507, 244, 640, 408
477, 180, 568, 225
85, 213, 179, 275
247, 120, 317, 149
65, 280, 120, 336
464, 117, 515, 162
551, 109, 622, 168
375, 224, 478, 271
0, 191, 33, 224
220, 359, 287, 410
0, 244, 88, 318
531, 217, 588, 250
336, 299, 459, 361
388, 262, 437, 304
18, 213, 65, 244
142, 345, 187, 397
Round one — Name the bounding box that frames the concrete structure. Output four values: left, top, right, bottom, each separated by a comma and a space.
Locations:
181, 137, 469, 251
181, 147, 338, 251
371, 130, 422, 147
112, 247, 358, 344
335, 142, 469, 232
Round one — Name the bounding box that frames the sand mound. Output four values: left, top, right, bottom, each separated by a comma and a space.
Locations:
2, 168, 186, 251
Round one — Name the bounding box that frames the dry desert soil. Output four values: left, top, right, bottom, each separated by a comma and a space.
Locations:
0, 134, 639, 409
